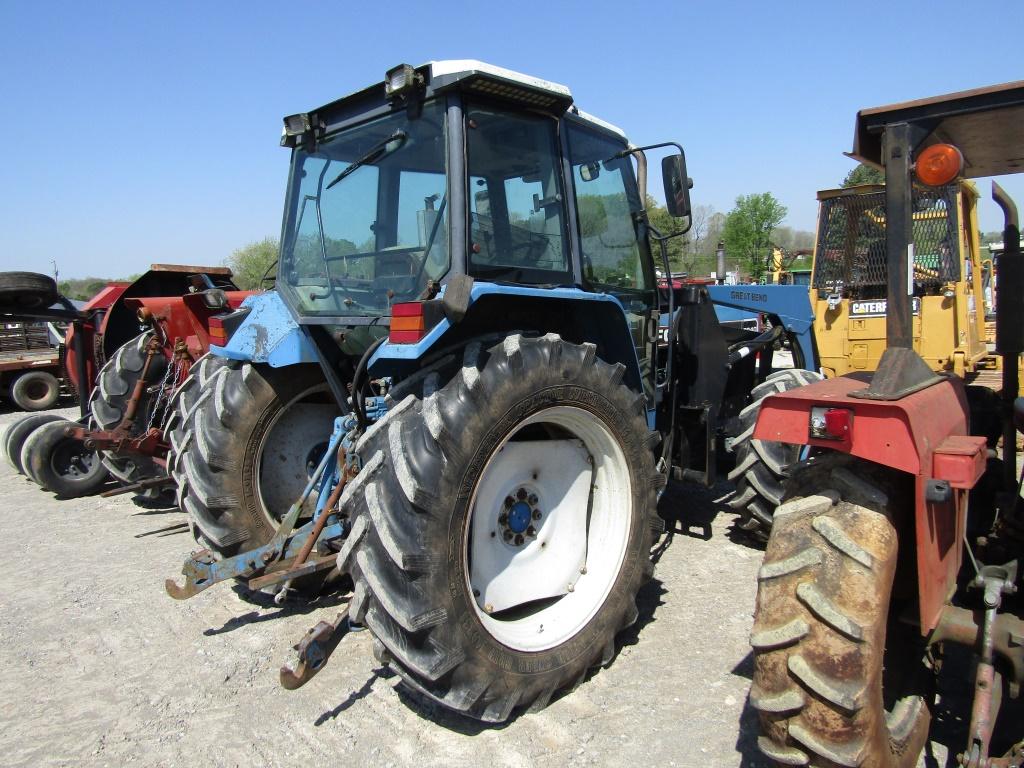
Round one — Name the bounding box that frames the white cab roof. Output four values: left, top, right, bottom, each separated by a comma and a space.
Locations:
427, 60, 626, 139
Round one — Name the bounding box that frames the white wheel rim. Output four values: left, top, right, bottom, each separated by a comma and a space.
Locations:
465, 405, 632, 652
255, 385, 335, 525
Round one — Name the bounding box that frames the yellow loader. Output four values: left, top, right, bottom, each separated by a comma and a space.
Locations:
809, 180, 1017, 391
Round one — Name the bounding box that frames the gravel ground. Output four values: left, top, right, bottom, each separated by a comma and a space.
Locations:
0, 404, 1013, 767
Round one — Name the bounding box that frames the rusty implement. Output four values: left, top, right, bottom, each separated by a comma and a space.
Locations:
246, 552, 338, 591
280, 607, 351, 690
165, 425, 344, 600
101, 475, 174, 498
164, 518, 346, 600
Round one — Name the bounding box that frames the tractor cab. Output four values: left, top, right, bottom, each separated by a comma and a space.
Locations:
272, 61, 688, 404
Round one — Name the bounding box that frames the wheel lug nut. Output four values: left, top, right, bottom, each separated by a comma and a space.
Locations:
526, 526, 536, 537
503, 530, 514, 541
516, 488, 527, 501
532, 509, 542, 520
498, 513, 508, 525
528, 493, 538, 505
514, 534, 524, 545
504, 496, 514, 508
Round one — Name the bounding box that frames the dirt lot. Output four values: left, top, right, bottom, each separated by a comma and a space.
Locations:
0, 406, 984, 767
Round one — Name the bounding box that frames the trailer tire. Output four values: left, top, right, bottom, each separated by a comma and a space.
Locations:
339, 333, 662, 721
0, 272, 58, 311
167, 356, 337, 557
10, 370, 61, 411
90, 331, 169, 488
751, 456, 930, 767
3, 413, 64, 474
727, 368, 823, 540
21, 419, 108, 496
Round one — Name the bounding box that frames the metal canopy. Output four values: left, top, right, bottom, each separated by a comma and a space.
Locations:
852, 80, 1024, 177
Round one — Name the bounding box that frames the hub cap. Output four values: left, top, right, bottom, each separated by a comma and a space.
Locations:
255, 388, 335, 525
465, 406, 632, 652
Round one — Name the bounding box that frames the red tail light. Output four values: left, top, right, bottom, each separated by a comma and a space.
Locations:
810, 406, 853, 442
823, 408, 852, 439
208, 316, 227, 345
389, 302, 426, 344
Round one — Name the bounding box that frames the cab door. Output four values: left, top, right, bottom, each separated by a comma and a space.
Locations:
566, 122, 658, 402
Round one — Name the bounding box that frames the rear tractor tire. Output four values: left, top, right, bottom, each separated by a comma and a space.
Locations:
90, 330, 169, 489
167, 356, 338, 558
21, 419, 109, 496
750, 456, 930, 767
727, 368, 823, 540
11, 370, 61, 411
338, 334, 663, 721
4, 413, 64, 474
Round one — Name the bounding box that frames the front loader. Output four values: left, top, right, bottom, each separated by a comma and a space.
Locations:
164, 61, 817, 720
749, 82, 1024, 767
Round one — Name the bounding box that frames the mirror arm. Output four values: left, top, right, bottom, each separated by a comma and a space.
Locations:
618, 142, 692, 230
617, 141, 685, 158
647, 222, 674, 391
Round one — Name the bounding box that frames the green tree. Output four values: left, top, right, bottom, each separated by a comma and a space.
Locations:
721, 193, 788, 282
644, 195, 687, 271
841, 163, 884, 187
58, 278, 118, 301
227, 237, 279, 289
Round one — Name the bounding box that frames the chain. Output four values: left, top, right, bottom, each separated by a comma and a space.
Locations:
147, 343, 184, 432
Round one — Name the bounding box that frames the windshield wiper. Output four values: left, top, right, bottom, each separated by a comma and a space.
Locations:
326, 130, 407, 190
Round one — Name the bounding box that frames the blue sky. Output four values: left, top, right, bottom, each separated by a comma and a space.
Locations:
1, 1, 1021, 279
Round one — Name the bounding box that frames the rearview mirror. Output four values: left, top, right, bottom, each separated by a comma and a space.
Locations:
580, 162, 601, 182
662, 153, 692, 219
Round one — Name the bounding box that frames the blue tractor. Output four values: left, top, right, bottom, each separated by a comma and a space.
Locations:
165, 61, 819, 720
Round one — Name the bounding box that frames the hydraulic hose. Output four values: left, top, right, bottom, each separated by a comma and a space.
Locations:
726, 324, 783, 366
353, 336, 386, 430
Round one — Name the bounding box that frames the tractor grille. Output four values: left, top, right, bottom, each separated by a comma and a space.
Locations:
812, 184, 960, 295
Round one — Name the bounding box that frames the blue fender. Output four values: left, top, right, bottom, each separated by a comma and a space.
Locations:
369, 281, 654, 427
209, 291, 318, 368
369, 281, 637, 368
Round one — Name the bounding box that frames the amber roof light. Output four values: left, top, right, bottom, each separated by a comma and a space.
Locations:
915, 143, 964, 186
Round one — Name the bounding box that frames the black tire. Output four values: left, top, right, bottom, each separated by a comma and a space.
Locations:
0, 272, 58, 311
727, 369, 824, 540
338, 333, 663, 722
90, 331, 169, 486
21, 419, 109, 496
167, 355, 337, 557
11, 370, 61, 411
750, 456, 931, 767
3, 413, 65, 474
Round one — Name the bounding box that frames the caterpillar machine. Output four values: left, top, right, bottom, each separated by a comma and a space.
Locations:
749, 82, 1024, 767
808, 175, 1015, 388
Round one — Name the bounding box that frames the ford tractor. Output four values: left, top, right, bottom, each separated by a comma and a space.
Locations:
165, 61, 817, 720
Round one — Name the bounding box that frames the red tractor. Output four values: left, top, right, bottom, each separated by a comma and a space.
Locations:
2, 265, 254, 497
749, 84, 1023, 766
